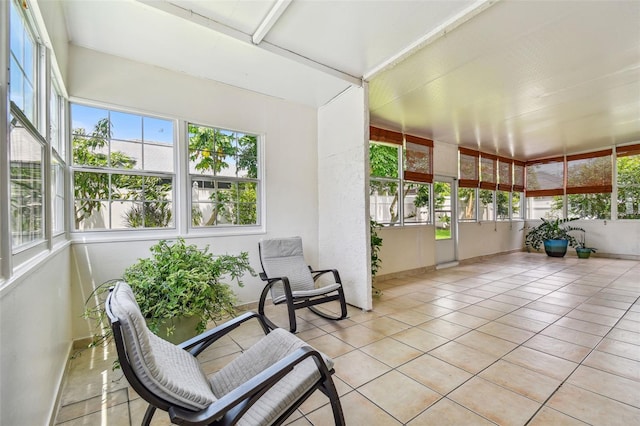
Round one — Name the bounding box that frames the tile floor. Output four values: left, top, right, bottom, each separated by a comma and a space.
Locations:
55, 252, 640, 425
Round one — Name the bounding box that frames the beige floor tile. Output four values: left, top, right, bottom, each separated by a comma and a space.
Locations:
554, 316, 612, 336
567, 365, 640, 407
582, 350, 640, 381
391, 327, 449, 352
417, 318, 471, 339
479, 360, 561, 403
458, 304, 505, 320
56, 388, 128, 424
615, 318, 640, 332
566, 309, 620, 327
129, 398, 174, 425
448, 377, 541, 425
540, 324, 603, 348
455, 330, 517, 357
306, 391, 402, 426
429, 341, 499, 374
490, 294, 532, 307
596, 338, 640, 361
495, 313, 549, 332
407, 397, 495, 425
475, 299, 520, 313
503, 347, 578, 381
305, 333, 356, 358
334, 350, 391, 388
576, 303, 627, 319
56, 401, 131, 426
527, 407, 588, 426
523, 334, 592, 363
528, 406, 589, 425
361, 316, 412, 336
360, 337, 422, 367
431, 297, 471, 310
359, 370, 441, 423
398, 354, 472, 395
298, 377, 351, 415
547, 383, 640, 425
386, 309, 433, 326
413, 302, 453, 317
439, 311, 489, 328
512, 307, 562, 323
607, 328, 640, 345
477, 321, 536, 344
526, 301, 573, 315
330, 323, 385, 348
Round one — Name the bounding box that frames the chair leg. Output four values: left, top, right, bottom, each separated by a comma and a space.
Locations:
141, 405, 156, 426
323, 377, 345, 426
287, 298, 297, 333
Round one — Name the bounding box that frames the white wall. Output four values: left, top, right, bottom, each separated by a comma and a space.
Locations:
317, 86, 370, 310
376, 226, 436, 276
458, 221, 524, 260
68, 46, 323, 339
0, 246, 72, 426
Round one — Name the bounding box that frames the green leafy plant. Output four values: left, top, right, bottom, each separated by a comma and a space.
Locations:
84, 238, 255, 347
523, 217, 584, 251
575, 230, 597, 252
370, 219, 383, 296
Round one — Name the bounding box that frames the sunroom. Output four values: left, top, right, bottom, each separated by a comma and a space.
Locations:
1, 1, 639, 425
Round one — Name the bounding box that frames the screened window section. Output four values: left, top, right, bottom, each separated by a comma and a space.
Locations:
71, 104, 175, 230
496, 157, 512, 221
403, 135, 433, 224
566, 150, 612, 219
50, 83, 65, 234
189, 124, 259, 227
512, 160, 525, 220
525, 157, 564, 219
458, 148, 479, 221
9, 0, 36, 125
369, 127, 402, 225
616, 144, 640, 219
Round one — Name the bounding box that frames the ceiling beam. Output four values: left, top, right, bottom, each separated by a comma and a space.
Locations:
136, 0, 361, 87
252, 0, 292, 45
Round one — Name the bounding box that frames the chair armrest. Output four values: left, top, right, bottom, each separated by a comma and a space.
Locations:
169, 346, 332, 426
310, 268, 342, 284
179, 312, 269, 356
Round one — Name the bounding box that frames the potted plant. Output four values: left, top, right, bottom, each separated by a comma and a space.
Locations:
84, 238, 255, 345
523, 217, 584, 257
575, 230, 597, 259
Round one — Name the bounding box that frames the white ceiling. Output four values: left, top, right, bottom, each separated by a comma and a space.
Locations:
60, 0, 640, 161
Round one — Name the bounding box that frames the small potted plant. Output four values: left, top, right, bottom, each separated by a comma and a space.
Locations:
575, 230, 597, 259
84, 238, 255, 345
523, 217, 584, 257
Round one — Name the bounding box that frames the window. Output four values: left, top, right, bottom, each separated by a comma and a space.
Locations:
189, 124, 259, 227
564, 150, 612, 219
369, 128, 433, 226
458, 148, 479, 221
9, 0, 37, 125
50, 82, 65, 234
71, 104, 175, 230
616, 144, 640, 219
527, 196, 560, 220
479, 189, 494, 221
512, 191, 523, 220
9, 111, 44, 247
525, 157, 564, 197
496, 191, 510, 220
458, 187, 476, 221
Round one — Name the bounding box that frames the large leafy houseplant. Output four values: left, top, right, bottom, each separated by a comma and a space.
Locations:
523, 218, 584, 254
84, 238, 255, 346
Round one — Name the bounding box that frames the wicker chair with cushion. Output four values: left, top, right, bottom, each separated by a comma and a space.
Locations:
106, 281, 345, 426
258, 236, 348, 333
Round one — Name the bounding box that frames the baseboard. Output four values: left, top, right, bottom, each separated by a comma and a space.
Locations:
49, 341, 74, 426
374, 265, 436, 282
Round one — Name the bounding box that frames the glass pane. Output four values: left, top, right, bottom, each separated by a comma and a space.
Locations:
144, 143, 174, 172
237, 134, 258, 178
480, 157, 496, 185
111, 140, 142, 169
10, 119, 44, 246
567, 193, 611, 219
71, 104, 109, 137
617, 154, 640, 219
405, 142, 431, 174
567, 155, 612, 189
143, 117, 173, 144
215, 130, 237, 177
526, 161, 564, 192
435, 211, 451, 239
458, 187, 476, 220
498, 161, 511, 186
459, 153, 478, 180
370, 143, 399, 178
496, 191, 510, 220
403, 182, 430, 224
188, 124, 218, 175
434, 182, 452, 238
512, 192, 523, 220
369, 179, 399, 224
526, 196, 561, 220
73, 171, 111, 229
479, 189, 494, 221
238, 182, 258, 225
72, 135, 109, 166
111, 111, 142, 141
52, 157, 64, 233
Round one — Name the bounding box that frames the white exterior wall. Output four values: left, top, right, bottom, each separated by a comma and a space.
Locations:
318, 86, 371, 310
68, 46, 322, 339
0, 246, 72, 426
458, 221, 524, 260
376, 226, 436, 276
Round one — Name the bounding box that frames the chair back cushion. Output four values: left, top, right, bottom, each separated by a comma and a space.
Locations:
259, 237, 315, 300
109, 282, 217, 411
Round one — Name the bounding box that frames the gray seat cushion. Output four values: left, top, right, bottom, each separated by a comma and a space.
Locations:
110, 282, 217, 411
210, 328, 334, 426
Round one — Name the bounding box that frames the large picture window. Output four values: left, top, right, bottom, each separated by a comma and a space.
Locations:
71, 104, 175, 230
189, 124, 259, 227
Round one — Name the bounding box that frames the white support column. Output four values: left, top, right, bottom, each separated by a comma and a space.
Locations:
317, 84, 371, 310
